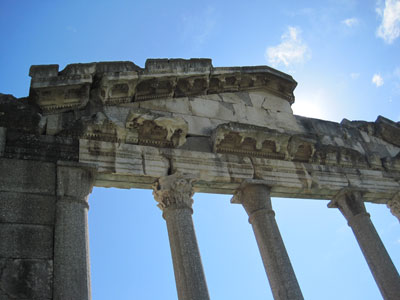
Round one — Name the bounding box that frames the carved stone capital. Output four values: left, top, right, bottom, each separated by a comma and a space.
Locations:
231, 180, 272, 216
152, 173, 195, 211
328, 188, 367, 221
387, 192, 400, 222
57, 161, 97, 204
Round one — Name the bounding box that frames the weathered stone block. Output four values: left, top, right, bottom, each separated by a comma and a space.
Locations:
4, 132, 79, 162
0, 93, 42, 134
375, 115, 400, 147
145, 58, 212, 75
0, 224, 53, 259
79, 139, 169, 177
190, 97, 236, 120
138, 97, 192, 115
0, 127, 5, 156
0, 191, 55, 225
29, 64, 59, 78
0, 158, 56, 195
0, 258, 52, 299
175, 114, 225, 136
179, 136, 212, 152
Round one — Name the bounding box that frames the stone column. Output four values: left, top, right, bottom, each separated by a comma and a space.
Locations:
387, 193, 400, 223
53, 161, 96, 300
0, 127, 6, 156
232, 181, 304, 300
153, 173, 210, 300
328, 188, 400, 300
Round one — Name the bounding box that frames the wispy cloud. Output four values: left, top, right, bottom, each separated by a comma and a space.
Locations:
376, 0, 400, 44
266, 26, 311, 68
342, 17, 359, 27
181, 6, 216, 49
372, 73, 384, 87
350, 72, 360, 79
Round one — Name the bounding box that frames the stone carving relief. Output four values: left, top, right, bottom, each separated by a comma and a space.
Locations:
213, 123, 291, 159
97, 71, 138, 105
152, 173, 195, 210
57, 109, 188, 148
30, 84, 91, 113
212, 121, 398, 171
126, 110, 188, 148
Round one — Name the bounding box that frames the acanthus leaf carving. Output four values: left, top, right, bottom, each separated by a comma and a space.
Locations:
152, 173, 195, 211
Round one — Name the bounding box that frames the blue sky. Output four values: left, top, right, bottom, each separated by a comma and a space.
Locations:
1, 0, 399, 299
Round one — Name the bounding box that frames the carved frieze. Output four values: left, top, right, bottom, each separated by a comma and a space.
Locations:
97, 71, 138, 105
29, 64, 93, 114
29, 59, 297, 114
135, 77, 177, 101
213, 123, 291, 160
126, 109, 188, 148
60, 109, 188, 148
287, 135, 316, 162
175, 76, 209, 97
30, 84, 91, 113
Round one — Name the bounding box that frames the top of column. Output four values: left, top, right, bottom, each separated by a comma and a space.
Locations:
328, 188, 367, 221
152, 173, 195, 211
57, 161, 97, 200
231, 180, 273, 216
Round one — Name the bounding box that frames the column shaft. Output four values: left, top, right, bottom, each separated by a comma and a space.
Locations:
53, 162, 96, 300
232, 183, 304, 300
329, 189, 400, 300
350, 213, 400, 299
153, 173, 210, 300
164, 208, 209, 300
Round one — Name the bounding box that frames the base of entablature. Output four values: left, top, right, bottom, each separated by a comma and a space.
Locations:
80, 139, 400, 204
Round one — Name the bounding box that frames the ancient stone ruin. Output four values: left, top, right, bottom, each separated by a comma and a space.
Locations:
0, 58, 399, 299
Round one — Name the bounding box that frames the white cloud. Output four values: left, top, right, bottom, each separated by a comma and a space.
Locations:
350, 72, 360, 79
342, 18, 359, 27
376, 0, 400, 44
372, 73, 384, 86
266, 26, 311, 68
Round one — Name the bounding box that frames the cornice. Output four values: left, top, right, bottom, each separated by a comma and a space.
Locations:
29, 59, 297, 113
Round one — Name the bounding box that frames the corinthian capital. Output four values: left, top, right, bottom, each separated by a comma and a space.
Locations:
328, 188, 366, 221
152, 173, 195, 211
387, 193, 400, 222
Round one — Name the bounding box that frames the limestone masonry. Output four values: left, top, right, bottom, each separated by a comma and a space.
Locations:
0, 59, 399, 299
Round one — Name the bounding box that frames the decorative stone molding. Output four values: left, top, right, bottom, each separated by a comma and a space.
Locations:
387, 192, 400, 222
97, 71, 139, 105
152, 173, 195, 211
59, 109, 188, 148
213, 123, 291, 159
28, 59, 297, 114
30, 84, 91, 114
126, 110, 188, 147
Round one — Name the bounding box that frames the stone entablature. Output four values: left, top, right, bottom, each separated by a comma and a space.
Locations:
1, 58, 400, 205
